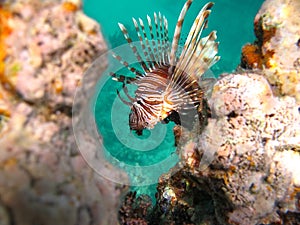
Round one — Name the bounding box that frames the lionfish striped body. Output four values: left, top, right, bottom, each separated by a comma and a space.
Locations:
111, 0, 220, 135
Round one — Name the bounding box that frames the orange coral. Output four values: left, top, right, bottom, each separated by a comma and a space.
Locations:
262, 27, 276, 43
241, 44, 262, 69
254, 17, 277, 45
52, 78, 63, 94
242, 15, 277, 70
0, 6, 13, 118
2, 157, 17, 169
62, 2, 78, 13
290, 186, 300, 201
263, 49, 275, 68
0, 6, 13, 87
241, 44, 275, 69
0, 103, 11, 117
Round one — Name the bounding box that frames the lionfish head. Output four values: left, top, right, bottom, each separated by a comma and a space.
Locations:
129, 104, 149, 136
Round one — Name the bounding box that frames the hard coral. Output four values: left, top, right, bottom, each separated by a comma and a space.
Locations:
241, 44, 262, 69
254, 14, 277, 46
0, 5, 13, 89
241, 0, 300, 102
133, 72, 300, 225
179, 73, 300, 225
119, 192, 152, 225
0, 0, 127, 224
4, 0, 104, 107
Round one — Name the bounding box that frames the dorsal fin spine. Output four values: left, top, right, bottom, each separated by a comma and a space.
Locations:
169, 0, 194, 70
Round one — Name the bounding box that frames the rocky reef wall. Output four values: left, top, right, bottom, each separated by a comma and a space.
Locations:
1, 0, 299, 224
0, 0, 126, 224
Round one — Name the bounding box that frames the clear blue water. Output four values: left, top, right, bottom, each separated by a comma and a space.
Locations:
84, 0, 263, 198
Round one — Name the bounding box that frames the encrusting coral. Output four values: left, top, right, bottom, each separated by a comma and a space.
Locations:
0, 0, 127, 224
241, 0, 300, 103
175, 73, 299, 224
4, 0, 105, 108
123, 74, 299, 225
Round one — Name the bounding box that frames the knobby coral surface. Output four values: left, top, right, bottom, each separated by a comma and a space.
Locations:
241, 0, 300, 103
0, 0, 127, 224
177, 73, 299, 225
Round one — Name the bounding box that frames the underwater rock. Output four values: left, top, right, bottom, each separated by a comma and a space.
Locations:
0, 0, 127, 224
119, 192, 152, 225
148, 72, 300, 225
241, 0, 300, 103
4, 0, 104, 107
202, 73, 299, 224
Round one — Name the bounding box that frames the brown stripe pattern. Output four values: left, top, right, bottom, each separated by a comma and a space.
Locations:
111, 0, 220, 135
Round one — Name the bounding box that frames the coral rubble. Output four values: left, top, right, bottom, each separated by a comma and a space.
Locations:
0, 0, 126, 224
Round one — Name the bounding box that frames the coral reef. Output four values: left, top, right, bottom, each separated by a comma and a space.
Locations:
119, 0, 300, 224
4, 0, 104, 107
241, 0, 300, 103
0, 0, 126, 224
119, 192, 152, 225
2, 0, 298, 224
174, 73, 299, 225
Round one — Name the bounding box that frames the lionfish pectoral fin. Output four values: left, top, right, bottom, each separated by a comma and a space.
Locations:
111, 51, 144, 80
116, 23, 148, 76
122, 83, 135, 102
131, 12, 171, 71
199, 75, 217, 98
117, 89, 133, 106
110, 72, 137, 84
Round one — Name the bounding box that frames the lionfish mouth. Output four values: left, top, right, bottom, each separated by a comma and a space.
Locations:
134, 129, 143, 136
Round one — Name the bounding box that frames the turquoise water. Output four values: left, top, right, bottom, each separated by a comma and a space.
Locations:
84, 0, 263, 198
84, 0, 263, 73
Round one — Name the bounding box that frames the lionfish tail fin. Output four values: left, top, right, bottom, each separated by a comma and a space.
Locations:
171, 2, 220, 83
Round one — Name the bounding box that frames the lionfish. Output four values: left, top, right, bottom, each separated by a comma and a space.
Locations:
111, 0, 220, 135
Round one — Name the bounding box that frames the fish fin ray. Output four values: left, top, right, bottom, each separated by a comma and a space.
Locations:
117, 22, 148, 74
169, 0, 193, 69
170, 2, 219, 87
